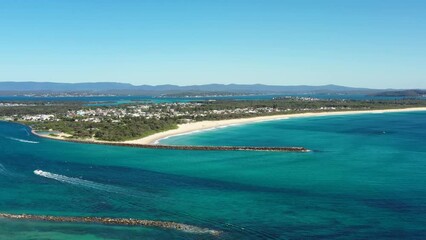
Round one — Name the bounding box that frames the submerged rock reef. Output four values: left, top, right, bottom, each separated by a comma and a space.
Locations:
0, 213, 221, 236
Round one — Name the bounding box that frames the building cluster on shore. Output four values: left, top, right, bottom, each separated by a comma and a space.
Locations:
65, 103, 282, 122
0, 102, 36, 107
21, 114, 56, 121
8, 101, 352, 124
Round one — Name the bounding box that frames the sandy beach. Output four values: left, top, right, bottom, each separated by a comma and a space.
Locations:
124, 107, 426, 145
32, 107, 426, 145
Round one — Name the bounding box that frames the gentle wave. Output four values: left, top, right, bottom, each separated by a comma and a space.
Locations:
34, 170, 126, 194
0, 163, 23, 178
8, 137, 39, 144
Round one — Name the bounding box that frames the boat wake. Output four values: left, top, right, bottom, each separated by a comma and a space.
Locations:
32, 170, 274, 238
0, 164, 15, 177
8, 137, 39, 144
22, 128, 30, 136
33, 170, 127, 194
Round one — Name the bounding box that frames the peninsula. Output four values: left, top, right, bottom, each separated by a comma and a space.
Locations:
2, 98, 426, 146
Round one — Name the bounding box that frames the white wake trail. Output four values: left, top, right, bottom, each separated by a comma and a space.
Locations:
33, 170, 126, 194
0, 164, 10, 176
22, 128, 30, 136
8, 137, 39, 144
0, 164, 16, 177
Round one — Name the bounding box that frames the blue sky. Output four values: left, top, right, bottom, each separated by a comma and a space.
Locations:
0, 0, 425, 88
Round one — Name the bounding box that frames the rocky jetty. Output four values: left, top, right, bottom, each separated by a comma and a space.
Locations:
0, 213, 221, 236
53, 138, 310, 152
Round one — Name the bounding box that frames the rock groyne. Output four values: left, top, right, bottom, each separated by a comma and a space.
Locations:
42, 137, 309, 152
0, 213, 221, 236
31, 127, 309, 152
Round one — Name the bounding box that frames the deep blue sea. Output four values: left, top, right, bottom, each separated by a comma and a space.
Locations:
0, 111, 425, 239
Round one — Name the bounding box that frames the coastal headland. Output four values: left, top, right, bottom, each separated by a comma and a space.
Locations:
32, 107, 426, 151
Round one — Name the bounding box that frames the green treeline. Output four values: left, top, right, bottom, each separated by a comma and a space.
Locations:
27, 117, 177, 141
0, 102, 83, 118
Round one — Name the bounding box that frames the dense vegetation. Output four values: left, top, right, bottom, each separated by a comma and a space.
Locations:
26, 117, 177, 141
0, 102, 83, 117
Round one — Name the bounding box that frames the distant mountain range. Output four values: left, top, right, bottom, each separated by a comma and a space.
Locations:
0, 82, 386, 96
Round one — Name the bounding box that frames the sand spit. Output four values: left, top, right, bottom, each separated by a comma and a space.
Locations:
33, 107, 426, 148
30, 133, 310, 152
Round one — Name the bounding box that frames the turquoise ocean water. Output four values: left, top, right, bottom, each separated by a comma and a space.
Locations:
0, 111, 425, 239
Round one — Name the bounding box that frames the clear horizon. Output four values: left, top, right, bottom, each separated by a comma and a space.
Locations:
1, 0, 425, 88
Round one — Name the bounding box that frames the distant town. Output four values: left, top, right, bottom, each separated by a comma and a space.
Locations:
1, 97, 342, 123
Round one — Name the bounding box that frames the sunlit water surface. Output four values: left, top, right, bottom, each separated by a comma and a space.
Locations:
0, 111, 425, 239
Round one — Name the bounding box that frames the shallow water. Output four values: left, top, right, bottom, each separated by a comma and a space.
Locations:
0, 111, 425, 239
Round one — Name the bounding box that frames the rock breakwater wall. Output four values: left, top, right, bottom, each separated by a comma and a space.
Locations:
0, 213, 221, 236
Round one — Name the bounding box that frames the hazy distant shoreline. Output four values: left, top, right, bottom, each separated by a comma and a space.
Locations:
32, 107, 426, 146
